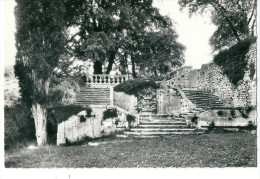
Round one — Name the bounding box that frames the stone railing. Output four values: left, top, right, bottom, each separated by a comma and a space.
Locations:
85, 75, 129, 84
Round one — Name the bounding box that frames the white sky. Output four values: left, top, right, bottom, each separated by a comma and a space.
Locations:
3, 0, 216, 69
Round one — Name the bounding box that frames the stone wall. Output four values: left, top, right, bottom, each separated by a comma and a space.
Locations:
168, 42, 256, 108
57, 106, 105, 145
195, 109, 257, 128
113, 91, 138, 114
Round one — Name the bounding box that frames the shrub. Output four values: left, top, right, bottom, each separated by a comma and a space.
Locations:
49, 78, 81, 105
4, 104, 36, 150
228, 117, 232, 121
247, 121, 256, 131
115, 119, 120, 126
103, 108, 118, 120
230, 110, 236, 118
191, 116, 198, 124
213, 37, 256, 85
217, 110, 224, 116
208, 121, 215, 132
114, 78, 159, 97
241, 112, 248, 119
126, 114, 136, 128
79, 115, 87, 122
246, 106, 253, 114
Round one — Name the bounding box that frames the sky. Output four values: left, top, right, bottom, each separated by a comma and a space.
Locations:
3, 0, 216, 69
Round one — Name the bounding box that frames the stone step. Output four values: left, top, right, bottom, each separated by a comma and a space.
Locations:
130, 128, 194, 132
76, 99, 110, 101
137, 124, 188, 128
140, 122, 186, 125
76, 97, 110, 99
75, 101, 110, 104
123, 131, 197, 136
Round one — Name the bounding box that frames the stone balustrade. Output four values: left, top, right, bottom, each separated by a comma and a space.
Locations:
85, 74, 129, 84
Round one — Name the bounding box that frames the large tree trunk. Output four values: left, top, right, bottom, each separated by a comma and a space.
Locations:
131, 58, 137, 78
31, 103, 47, 145
94, 61, 103, 74
106, 52, 116, 74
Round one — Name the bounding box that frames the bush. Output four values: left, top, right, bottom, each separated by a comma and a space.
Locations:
230, 110, 236, 118
208, 121, 215, 132
4, 104, 36, 150
247, 121, 256, 131
103, 108, 118, 120
246, 106, 253, 114
114, 78, 160, 97
49, 78, 81, 105
217, 110, 224, 116
47, 104, 92, 138
126, 114, 136, 128
214, 37, 256, 85
191, 116, 198, 124
228, 117, 232, 121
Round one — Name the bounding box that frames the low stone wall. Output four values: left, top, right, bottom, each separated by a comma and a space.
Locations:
56, 105, 137, 145
113, 91, 138, 114
188, 109, 257, 128
57, 106, 106, 145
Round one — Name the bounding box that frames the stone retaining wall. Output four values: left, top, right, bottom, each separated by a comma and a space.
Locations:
170, 43, 256, 108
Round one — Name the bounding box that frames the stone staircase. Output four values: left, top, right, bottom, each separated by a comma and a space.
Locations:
182, 89, 225, 109
75, 87, 111, 105
123, 114, 198, 137
139, 95, 157, 114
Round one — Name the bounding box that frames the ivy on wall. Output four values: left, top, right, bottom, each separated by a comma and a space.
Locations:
213, 37, 256, 86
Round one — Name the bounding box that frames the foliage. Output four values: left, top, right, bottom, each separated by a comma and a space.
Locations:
247, 121, 256, 131
49, 77, 81, 105
79, 115, 87, 123
178, 0, 257, 51
126, 114, 136, 128
217, 110, 224, 116
47, 105, 92, 137
230, 110, 236, 118
208, 121, 215, 131
228, 117, 232, 121
114, 78, 160, 97
4, 104, 36, 150
65, 0, 185, 76
191, 116, 198, 124
103, 109, 118, 120
15, 0, 67, 106
246, 106, 253, 114
213, 37, 256, 85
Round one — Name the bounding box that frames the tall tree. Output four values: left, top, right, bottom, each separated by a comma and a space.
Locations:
178, 0, 257, 51
15, 0, 67, 145
67, 0, 185, 77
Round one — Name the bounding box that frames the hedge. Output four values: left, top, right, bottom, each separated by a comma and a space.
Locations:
114, 78, 160, 97
4, 104, 36, 150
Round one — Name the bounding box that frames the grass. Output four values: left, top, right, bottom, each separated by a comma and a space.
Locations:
5, 132, 257, 168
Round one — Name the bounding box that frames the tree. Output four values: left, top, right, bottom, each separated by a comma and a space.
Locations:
67, 0, 185, 77
15, 0, 67, 145
134, 28, 185, 77
178, 0, 257, 51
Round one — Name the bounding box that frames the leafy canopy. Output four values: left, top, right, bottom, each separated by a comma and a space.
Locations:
178, 0, 256, 51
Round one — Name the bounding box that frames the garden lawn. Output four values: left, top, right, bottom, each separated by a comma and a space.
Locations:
5, 132, 257, 168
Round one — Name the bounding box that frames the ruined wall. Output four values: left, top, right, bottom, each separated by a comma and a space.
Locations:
198, 43, 256, 107
169, 42, 256, 108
